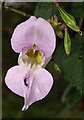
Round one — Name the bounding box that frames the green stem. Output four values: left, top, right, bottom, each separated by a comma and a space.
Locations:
4, 5, 31, 17
61, 84, 72, 103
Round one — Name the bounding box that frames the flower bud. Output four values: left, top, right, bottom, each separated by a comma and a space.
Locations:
64, 28, 71, 56
57, 5, 80, 32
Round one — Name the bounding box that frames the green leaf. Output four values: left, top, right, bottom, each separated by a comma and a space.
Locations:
53, 34, 83, 94
57, 5, 80, 32
69, 3, 83, 19
34, 2, 53, 19
64, 29, 71, 55
67, 90, 81, 109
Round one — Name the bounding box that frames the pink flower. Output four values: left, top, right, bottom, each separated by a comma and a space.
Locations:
5, 16, 56, 111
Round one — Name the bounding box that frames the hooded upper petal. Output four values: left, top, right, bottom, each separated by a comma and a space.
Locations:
22, 67, 53, 111
11, 16, 56, 58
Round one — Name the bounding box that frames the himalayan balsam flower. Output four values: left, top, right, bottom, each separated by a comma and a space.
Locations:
5, 16, 56, 111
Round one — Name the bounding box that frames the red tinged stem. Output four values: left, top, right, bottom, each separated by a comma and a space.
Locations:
64, 24, 67, 30
53, 2, 59, 7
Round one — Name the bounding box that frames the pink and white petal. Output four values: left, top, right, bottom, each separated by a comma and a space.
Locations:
34, 68, 53, 101
11, 16, 37, 53
11, 16, 56, 57
22, 68, 53, 110
22, 76, 34, 111
5, 65, 29, 97
36, 18, 56, 58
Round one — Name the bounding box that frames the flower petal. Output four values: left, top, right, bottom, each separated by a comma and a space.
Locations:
11, 16, 37, 53
22, 68, 53, 110
11, 16, 56, 58
5, 65, 30, 97
36, 18, 56, 58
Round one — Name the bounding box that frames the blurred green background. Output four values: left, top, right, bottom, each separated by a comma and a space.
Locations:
2, 2, 84, 118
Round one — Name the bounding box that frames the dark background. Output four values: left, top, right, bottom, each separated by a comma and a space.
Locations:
2, 2, 84, 118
